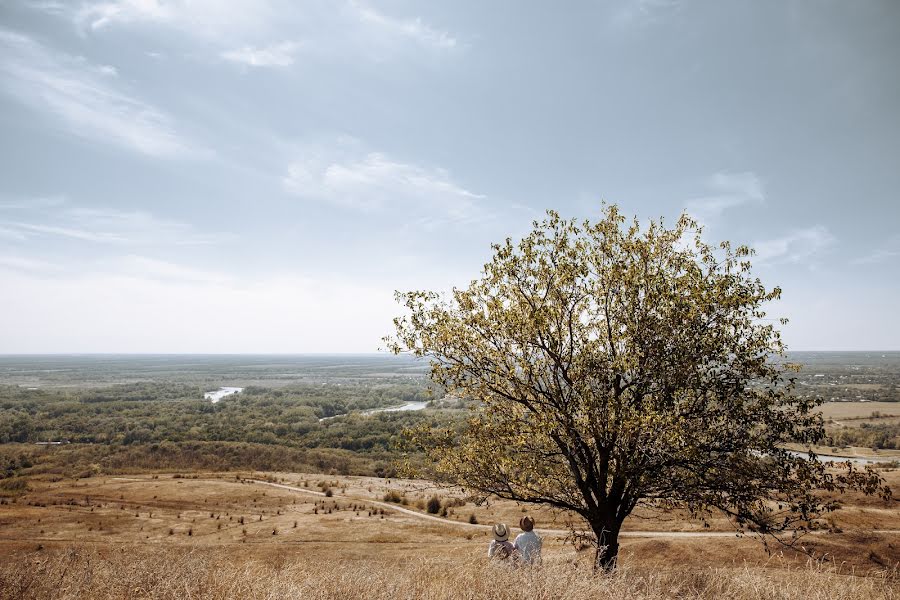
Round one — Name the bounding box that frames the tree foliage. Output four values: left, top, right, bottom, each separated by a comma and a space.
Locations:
388, 205, 889, 570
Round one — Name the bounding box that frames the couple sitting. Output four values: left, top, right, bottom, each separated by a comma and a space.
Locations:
488, 516, 542, 565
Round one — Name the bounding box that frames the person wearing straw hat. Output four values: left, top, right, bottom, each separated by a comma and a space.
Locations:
488, 523, 515, 560
513, 516, 542, 565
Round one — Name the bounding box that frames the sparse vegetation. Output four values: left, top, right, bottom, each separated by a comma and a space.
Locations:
0, 546, 896, 600
1, 351, 898, 596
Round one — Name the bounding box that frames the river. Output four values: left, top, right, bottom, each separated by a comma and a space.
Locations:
787, 450, 897, 465
204, 387, 243, 403
319, 400, 429, 421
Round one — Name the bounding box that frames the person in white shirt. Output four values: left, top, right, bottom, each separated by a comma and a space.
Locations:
488, 523, 514, 560
513, 516, 542, 565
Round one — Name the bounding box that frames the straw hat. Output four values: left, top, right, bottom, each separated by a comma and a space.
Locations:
492, 523, 509, 542
519, 516, 534, 532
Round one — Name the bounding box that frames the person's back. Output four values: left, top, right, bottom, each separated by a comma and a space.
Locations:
488, 523, 515, 560
488, 539, 514, 560
513, 516, 542, 565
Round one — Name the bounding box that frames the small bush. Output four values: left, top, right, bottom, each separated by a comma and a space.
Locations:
0, 477, 28, 494
468, 514, 478, 525
426, 496, 442, 514
383, 490, 402, 503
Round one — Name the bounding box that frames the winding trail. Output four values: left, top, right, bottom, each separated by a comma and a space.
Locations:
249, 480, 900, 539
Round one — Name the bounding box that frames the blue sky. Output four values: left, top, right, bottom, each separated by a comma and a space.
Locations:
0, 0, 898, 352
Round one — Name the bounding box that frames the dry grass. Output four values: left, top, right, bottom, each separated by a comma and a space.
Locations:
1, 544, 898, 600
819, 402, 900, 421
2, 472, 899, 598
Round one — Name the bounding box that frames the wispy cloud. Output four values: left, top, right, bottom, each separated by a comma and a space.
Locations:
283, 142, 485, 223
113, 255, 232, 284
0, 29, 201, 158
753, 225, 835, 264
349, 1, 458, 51
0, 195, 67, 210
0, 227, 29, 241
612, 0, 682, 28
851, 236, 900, 265
686, 171, 765, 223
75, 0, 173, 30
0, 205, 224, 246
72, 0, 277, 40
221, 41, 301, 67
44, 1, 460, 63
0, 255, 60, 272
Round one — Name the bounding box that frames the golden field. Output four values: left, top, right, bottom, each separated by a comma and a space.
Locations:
1, 470, 900, 598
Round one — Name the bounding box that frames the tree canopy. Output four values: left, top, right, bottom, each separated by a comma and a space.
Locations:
388, 205, 889, 570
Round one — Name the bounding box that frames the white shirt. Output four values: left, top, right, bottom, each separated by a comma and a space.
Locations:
513, 531, 542, 564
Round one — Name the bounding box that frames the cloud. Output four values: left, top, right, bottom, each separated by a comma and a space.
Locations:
0, 255, 59, 272
0, 195, 67, 210
283, 143, 485, 223
113, 255, 231, 283
221, 41, 301, 67
349, 1, 458, 51
0, 30, 200, 158
45, 1, 460, 62
75, 0, 173, 30
851, 249, 900, 265
752, 225, 835, 264
0, 227, 29, 241
72, 0, 277, 40
612, 0, 682, 28
686, 171, 765, 222
851, 236, 900, 265
0, 205, 224, 246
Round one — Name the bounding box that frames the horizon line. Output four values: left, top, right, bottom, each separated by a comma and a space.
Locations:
1, 350, 899, 356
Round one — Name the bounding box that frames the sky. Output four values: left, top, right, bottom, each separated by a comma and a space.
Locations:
0, 0, 898, 353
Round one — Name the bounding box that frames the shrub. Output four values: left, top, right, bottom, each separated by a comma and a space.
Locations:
382, 490, 402, 503
426, 496, 441, 514
468, 514, 478, 525
0, 477, 28, 495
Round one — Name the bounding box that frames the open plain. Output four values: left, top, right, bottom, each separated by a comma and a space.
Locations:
2, 470, 900, 599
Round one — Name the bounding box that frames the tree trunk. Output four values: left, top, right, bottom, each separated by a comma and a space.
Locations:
592, 524, 620, 572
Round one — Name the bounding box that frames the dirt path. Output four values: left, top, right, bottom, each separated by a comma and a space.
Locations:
250, 479, 898, 539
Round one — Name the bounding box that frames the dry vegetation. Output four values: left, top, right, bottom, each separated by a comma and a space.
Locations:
1, 471, 899, 599
819, 402, 900, 422
3, 545, 899, 600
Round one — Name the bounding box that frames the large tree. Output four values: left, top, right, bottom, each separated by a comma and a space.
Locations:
388, 206, 888, 570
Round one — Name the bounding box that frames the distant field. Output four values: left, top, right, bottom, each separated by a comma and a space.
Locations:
819, 402, 900, 420
0, 354, 430, 388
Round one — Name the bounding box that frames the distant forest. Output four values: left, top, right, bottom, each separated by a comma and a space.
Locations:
1, 351, 899, 491
0, 381, 460, 485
